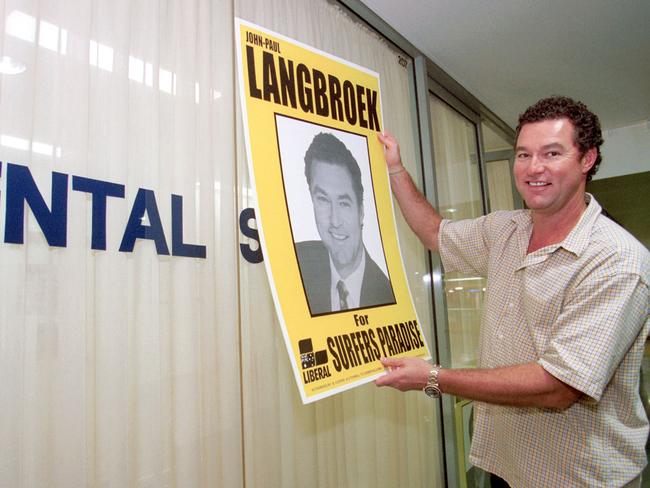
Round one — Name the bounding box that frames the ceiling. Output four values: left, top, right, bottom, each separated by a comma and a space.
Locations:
358, 0, 650, 131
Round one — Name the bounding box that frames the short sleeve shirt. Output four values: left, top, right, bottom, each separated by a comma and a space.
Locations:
438, 195, 650, 488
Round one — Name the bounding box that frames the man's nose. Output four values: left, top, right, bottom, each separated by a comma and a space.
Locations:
330, 205, 342, 227
527, 154, 545, 174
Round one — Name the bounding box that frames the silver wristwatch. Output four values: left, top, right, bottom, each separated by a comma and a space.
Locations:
423, 364, 442, 398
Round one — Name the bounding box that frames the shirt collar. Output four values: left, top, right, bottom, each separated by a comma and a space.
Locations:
511, 193, 602, 258
330, 250, 366, 310
559, 193, 601, 256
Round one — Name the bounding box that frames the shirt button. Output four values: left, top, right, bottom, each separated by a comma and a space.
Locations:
498, 333, 504, 340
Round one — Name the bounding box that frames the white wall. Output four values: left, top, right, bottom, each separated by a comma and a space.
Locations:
596, 121, 650, 180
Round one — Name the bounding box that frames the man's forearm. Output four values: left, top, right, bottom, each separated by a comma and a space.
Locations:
389, 169, 442, 252
376, 357, 582, 410
439, 362, 582, 409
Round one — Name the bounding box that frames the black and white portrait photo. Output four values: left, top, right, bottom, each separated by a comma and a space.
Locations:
276, 115, 396, 316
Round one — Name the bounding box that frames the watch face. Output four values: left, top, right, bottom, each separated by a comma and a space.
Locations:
424, 385, 440, 398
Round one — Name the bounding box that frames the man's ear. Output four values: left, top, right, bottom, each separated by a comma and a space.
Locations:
581, 148, 597, 174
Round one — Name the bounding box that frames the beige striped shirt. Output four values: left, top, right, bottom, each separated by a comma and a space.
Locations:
439, 194, 650, 488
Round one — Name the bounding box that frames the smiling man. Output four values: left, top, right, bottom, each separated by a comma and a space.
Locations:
376, 97, 649, 487
296, 132, 394, 315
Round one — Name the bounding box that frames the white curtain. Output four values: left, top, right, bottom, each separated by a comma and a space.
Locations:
1, 0, 241, 486
236, 1, 443, 487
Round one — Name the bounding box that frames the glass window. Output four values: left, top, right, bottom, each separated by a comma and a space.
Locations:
482, 122, 516, 212
429, 95, 486, 368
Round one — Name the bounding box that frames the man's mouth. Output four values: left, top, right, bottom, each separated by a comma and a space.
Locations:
329, 230, 348, 241
528, 181, 550, 187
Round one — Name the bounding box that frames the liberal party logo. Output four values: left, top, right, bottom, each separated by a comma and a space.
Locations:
298, 338, 331, 384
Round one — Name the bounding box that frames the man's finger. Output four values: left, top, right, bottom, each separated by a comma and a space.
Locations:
377, 131, 394, 146
380, 356, 403, 368
375, 369, 398, 387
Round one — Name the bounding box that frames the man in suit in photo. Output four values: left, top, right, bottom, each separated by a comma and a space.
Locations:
296, 132, 395, 315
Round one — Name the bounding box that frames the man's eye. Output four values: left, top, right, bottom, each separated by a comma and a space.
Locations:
339, 201, 351, 209
516, 153, 529, 159
547, 151, 560, 157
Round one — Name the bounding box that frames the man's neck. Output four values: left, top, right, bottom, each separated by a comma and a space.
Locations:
333, 247, 364, 280
527, 192, 588, 254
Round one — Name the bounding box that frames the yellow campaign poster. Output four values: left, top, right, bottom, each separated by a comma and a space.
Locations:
235, 18, 430, 403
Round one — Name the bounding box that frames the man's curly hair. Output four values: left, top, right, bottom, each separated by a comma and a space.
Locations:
516, 96, 604, 181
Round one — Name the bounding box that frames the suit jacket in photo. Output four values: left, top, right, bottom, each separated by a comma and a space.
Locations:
295, 240, 395, 315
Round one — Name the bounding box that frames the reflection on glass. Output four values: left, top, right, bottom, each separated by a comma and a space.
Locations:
6, 11, 67, 54
159, 68, 176, 94
32, 141, 54, 156
128, 56, 145, 83
1, 134, 29, 150
1, 133, 61, 158
6, 10, 36, 42
38, 20, 58, 50
0, 55, 26, 74
60, 27, 68, 55
429, 96, 485, 368
89, 40, 114, 72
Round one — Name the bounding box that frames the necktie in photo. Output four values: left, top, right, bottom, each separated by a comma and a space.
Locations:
336, 280, 349, 310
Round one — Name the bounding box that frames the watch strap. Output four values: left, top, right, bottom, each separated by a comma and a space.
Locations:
423, 364, 442, 398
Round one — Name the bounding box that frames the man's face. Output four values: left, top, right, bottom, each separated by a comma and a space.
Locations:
514, 118, 595, 216
309, 160, 364, 278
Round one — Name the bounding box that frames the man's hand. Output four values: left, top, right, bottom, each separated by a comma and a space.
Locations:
375, 357, 432, 392
376, 129, 442, 251
377, 132, 404, 173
